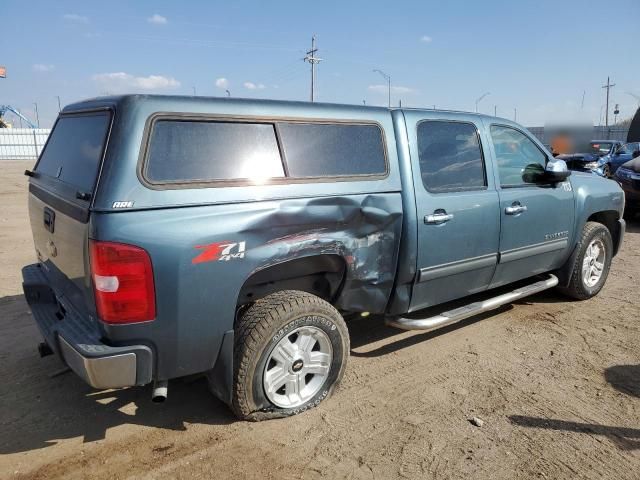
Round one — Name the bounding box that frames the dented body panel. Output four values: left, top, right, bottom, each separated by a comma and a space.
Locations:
91, 193, 403, 379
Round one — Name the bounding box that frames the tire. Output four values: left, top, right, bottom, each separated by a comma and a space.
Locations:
602, 164, 612, 178
231, 290, 349, 421
557, 222, 613, 300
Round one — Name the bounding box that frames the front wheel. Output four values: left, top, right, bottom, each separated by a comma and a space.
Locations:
601, 163, 612, 178
557, 222, 613, 300
230, 290, 349, 421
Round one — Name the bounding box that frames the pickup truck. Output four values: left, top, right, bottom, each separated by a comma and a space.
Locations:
22, 95, 625, 420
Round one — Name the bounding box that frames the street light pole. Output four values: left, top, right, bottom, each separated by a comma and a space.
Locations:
373, 69, 391, 108
55, 96, 61, 113
475, 92, 490, 113
33, 102, 40, 128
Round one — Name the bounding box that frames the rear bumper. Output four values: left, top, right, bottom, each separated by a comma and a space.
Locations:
22, 263, 153, 389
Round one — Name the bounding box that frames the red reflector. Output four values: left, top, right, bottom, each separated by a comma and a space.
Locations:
89, 240, 156, 324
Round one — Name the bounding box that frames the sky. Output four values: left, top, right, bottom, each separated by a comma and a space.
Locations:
1, 0, 639, 128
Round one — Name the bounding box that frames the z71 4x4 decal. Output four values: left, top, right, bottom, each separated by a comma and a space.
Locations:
192, 241, 246, 264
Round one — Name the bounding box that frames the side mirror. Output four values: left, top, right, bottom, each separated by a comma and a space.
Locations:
544, 159, 571, 183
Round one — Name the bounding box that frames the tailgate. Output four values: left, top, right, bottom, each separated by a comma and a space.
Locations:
28, 110, 112, 313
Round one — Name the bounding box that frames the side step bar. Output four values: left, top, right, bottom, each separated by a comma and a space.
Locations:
386, 274, 558, 331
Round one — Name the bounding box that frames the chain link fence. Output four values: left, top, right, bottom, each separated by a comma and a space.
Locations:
0, 128, 50, 160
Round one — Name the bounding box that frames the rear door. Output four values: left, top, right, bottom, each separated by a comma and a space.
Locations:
405, 115, 500, 311
486, 124, 574, 288
28, 110, 112, 311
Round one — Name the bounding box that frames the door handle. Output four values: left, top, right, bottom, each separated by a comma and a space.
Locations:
43, 207, 55, 233
425, 211, 454, 224
505, 204, 527, 215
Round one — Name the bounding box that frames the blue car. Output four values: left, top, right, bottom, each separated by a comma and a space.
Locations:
561, 140, 640, 178
593, 141, 640, 178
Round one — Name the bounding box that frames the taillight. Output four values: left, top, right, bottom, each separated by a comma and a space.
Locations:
89, 240, 156, 324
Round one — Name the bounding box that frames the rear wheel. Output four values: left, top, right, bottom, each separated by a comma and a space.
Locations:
231, 290, 349, 421
601, 163, 612, 178
557, 222, 613, 300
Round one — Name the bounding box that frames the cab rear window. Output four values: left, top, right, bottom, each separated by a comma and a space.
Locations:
143, 118, 387, 184
35, 112, 112, 193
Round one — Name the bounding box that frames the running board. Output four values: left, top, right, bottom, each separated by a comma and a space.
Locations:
386, 274, 558, 332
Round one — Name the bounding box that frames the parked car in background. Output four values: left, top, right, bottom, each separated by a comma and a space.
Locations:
558, 140, 624, 177
615, 152, 640, 219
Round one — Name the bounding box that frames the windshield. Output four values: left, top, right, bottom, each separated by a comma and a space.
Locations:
587, 142, 614, 155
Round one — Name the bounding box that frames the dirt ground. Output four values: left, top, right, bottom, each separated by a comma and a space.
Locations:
0, 160, 638, 479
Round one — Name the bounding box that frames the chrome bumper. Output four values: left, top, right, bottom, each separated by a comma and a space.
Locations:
22, 263, 153, 389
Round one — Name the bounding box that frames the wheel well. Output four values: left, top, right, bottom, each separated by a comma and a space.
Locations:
237, 255, 346, 309
587, 210, 622, 255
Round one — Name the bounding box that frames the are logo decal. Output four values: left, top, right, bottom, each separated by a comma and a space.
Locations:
112, 201, 134, 209
192, 241, 246, 264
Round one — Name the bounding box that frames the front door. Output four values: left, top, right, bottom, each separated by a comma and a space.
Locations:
486, 124, 575, 288
407, 116, 500, 312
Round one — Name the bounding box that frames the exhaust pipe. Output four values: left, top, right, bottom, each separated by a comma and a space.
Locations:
151, 380, 168, 403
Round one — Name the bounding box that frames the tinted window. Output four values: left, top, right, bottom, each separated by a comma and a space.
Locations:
278, 123, 386, 177
146, 120, 284, 182
490, 125, 547, 186
417, 121, 486, 192
35, 112, 111, 193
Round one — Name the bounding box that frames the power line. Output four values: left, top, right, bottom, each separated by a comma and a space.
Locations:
303, 35, 322, 102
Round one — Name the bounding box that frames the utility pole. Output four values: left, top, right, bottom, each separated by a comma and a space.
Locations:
55, 96, 61, 112
304, 35, 322, 102
602, 76, 616, 127
514, 108, 517, 122
580, 90, 585, 110
373, 69, 391, 108
494, 105, 497, 117
33, 102, 40, 128
192, 86, 196, 96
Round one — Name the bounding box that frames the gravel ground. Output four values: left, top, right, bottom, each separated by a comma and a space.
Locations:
0, 160, 638, 479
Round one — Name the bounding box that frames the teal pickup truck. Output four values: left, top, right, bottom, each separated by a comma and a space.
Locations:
22, 95, 625, 420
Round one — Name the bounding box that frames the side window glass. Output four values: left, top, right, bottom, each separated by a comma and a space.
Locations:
490, 125, 547, 186
146, 120, 285, 183
277, 122, 387, 178
417, 121, 486, 192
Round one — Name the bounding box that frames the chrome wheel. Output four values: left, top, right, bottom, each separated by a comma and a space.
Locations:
263, 325, 333, 408
582, 238, 606, 288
